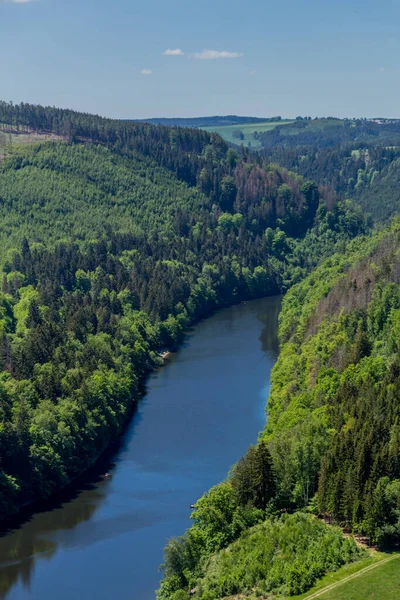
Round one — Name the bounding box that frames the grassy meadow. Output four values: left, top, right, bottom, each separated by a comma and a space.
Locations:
203, 119, 294, 147
281, 552, 400, 600
231, 551, 400, 600
313, 555, 400, 600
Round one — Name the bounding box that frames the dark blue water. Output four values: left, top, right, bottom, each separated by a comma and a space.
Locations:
0, 296, 281, 600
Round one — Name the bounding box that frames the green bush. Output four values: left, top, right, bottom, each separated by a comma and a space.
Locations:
192, 513, 363, 599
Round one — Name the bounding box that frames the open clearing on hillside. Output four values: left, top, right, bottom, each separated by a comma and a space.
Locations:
224, 554, 400, 600
0, 130, 62, 144
203, 120, 294, 147
0, 127, 65, 159
307, 554, 400, 600
229, 552, 400, 600
283, 552, 400, 600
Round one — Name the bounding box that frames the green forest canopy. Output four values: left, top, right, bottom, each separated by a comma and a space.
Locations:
0, 101, 368, 519
2, 100, 400, 599
158, 222, 400, 600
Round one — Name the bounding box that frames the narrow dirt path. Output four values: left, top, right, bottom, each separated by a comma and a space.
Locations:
302, 553, 400, 599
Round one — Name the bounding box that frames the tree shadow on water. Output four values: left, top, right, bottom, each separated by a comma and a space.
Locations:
0, 396, 144, 600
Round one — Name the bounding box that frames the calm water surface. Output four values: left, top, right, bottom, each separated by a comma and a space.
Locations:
0, 296, 281, 600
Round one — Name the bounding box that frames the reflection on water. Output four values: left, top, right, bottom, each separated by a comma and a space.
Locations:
257, 296, 281, 356
0, 469, 110, 598
0, 296, 281, 600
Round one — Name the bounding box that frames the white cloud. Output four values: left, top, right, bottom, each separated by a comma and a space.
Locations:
192, 50, 243, 60
2, 0, 35, 3
249, 70, 256, 75
141, 69, 152, 75
164, 49, 184, 56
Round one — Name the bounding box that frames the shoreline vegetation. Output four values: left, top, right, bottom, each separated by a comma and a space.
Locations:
3, 100, 400, 599
158, 221, 400, 600
0, 296, 264, 532
0, 100, 369, 523
0, 294, 254, 524
1, 298, 254, 526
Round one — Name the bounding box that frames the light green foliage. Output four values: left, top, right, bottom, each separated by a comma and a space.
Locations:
14, 286, 40, 336
0, 105, 370, 569
158, 478, 266, 598
191, 483, 240, 552
262, 221, 400, 541
217, 213, 234, 229
0, 143, 207, 260
0, 139, 362, 520
317, 555, 400, 600
168, 513, 363, 600
171, 592, 190, 600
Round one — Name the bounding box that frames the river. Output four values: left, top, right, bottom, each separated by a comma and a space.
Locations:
0, 296, 281, 600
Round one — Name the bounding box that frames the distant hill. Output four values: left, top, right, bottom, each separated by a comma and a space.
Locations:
258, 117, 400, 150
203, 119, 293, 147
259, 118, 400, 223
135, 115, 296, 148
136, 115, 270, 128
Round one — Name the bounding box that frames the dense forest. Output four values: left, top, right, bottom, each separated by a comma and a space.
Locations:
0, 101, 368, 520
258, 118, 400, 150
156, 117, 400, 600
264, 144, 400, 223
2, 100, 400, 600
159, 222, 400, 599
256, 119, 400, 223
157, 445, 364, 600
266, 221, 400, 544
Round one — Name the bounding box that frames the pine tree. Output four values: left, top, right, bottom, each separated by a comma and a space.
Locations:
253, 441, 277, 510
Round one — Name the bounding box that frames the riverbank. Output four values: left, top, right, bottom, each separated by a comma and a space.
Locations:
159, 350, 173, 362
0, 296, 281, 600
1, 291, 281, 525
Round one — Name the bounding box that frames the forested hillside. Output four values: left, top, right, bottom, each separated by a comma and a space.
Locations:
258, 119, 400, 223
266, 221, 400, 544
258, 118, 400, 150
265, 144, 400, 223
158, 223, 400, 600
0, 101, 368, 519
137, 115, 268, 128
4, 100, 399, 600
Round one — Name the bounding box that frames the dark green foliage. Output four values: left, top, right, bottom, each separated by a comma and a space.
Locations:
356, 158, 400, 222
158, 433, 363, 600
0, 141, 325, 257
264, 221, 400, 546
254, 116, 400, 224
2, 100, 389, 599
259, 118, 400, 151
349, 319, 371, 364
155, 118, 400, 600
0, 101, 368, 518
232, 129, 245, 140
262, 131, 400, 224
231, 442, 276, 510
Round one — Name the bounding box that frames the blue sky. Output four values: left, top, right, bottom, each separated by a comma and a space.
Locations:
2, 0, 400, 119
